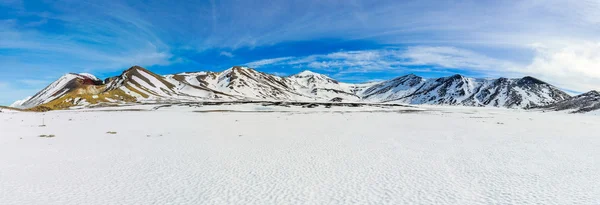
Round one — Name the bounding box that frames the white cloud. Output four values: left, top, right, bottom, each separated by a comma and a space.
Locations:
524, 40, 600, 92
2, 0, 600, 100
247, 50, 407, 74
164, 0, 600, 51
246, 57, 294, 68
0, 0, 22, 7
244, 48, 514, 75
267, 72, 289, 77
0, 1, 176, 74
219, 51, 234, 58
400, 46, 518, 71
243, 45, 600, 93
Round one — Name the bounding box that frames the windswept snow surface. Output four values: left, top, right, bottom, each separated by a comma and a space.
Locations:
0, 106, 599, 205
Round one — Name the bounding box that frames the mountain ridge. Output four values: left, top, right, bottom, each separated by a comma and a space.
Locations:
536, 90, 600, 113
11, 65, 581, 111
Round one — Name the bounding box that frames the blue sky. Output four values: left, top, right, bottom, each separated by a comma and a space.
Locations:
1, 0, 600, 105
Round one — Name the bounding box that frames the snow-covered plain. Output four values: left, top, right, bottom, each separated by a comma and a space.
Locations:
1, 105, 599, 204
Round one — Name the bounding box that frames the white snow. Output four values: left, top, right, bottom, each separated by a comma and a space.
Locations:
293, 70, 322, 77
1, 106, 599, 204
12, 73, 103, 109
9, 96, 31, 108
132, 73, 172, 97
78, 73, 100, 81
0, 107, 21, 113
17, 74, 81, 108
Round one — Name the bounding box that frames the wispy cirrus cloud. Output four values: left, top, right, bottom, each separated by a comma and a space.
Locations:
0, 0, 177, 75
1, 0, 600, 105
244, 45, 600, 92
246, 57, 294, 68
400, 46, 518, 72
219, 51, 234, 58
0, 0, 180, 105
246, 50, 403, 74
245, 47, 518, 76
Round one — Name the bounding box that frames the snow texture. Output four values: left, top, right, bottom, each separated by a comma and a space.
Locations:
1, 105, 599, 204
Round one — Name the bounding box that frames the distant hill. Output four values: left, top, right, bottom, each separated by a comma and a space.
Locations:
535, 91, 600, 113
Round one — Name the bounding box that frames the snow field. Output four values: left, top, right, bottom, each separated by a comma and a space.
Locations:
0, 107, 599, 204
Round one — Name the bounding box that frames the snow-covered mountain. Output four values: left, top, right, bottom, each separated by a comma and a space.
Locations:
536, 90, 600, 113
166, 67, 365, 102
12, 66, 574, 110
287, 70, 365, 101
15, 73, 104, 109
167, 66, 311, 101
363, 74, 571, 108
104, 66, 233, 101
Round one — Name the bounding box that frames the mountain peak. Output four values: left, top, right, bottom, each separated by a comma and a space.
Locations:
400, 73, 421, 80
116, 66, 152, 79
295, 70, 321, 76
77, 73, 100, 81
580, 90, 600, 97
435, 74, 464, 82
291, 70, 331, 79
123, 65, 149, 73
222, 66, 256, 74
233, 66, 253, 71
54, 73, 102, 85
518, 76, 547, 85
389, 74, 422, 82
449, 74, 465, 79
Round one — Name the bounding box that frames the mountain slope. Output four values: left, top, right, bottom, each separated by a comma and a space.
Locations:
363, 74, 570, 108
536, 91, 600, 113
466, 76, 571, 108
16, 73, 104, 109
169, 68, 371, 102
362, 74, 426, 102
16, 66, 240, 110
10, 96, 31, 108
169, 66, 312, 101
104, 66, 233, 101
288, 70, 363, 101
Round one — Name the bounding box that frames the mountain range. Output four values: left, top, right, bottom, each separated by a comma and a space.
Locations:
9, 65, 597, 113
